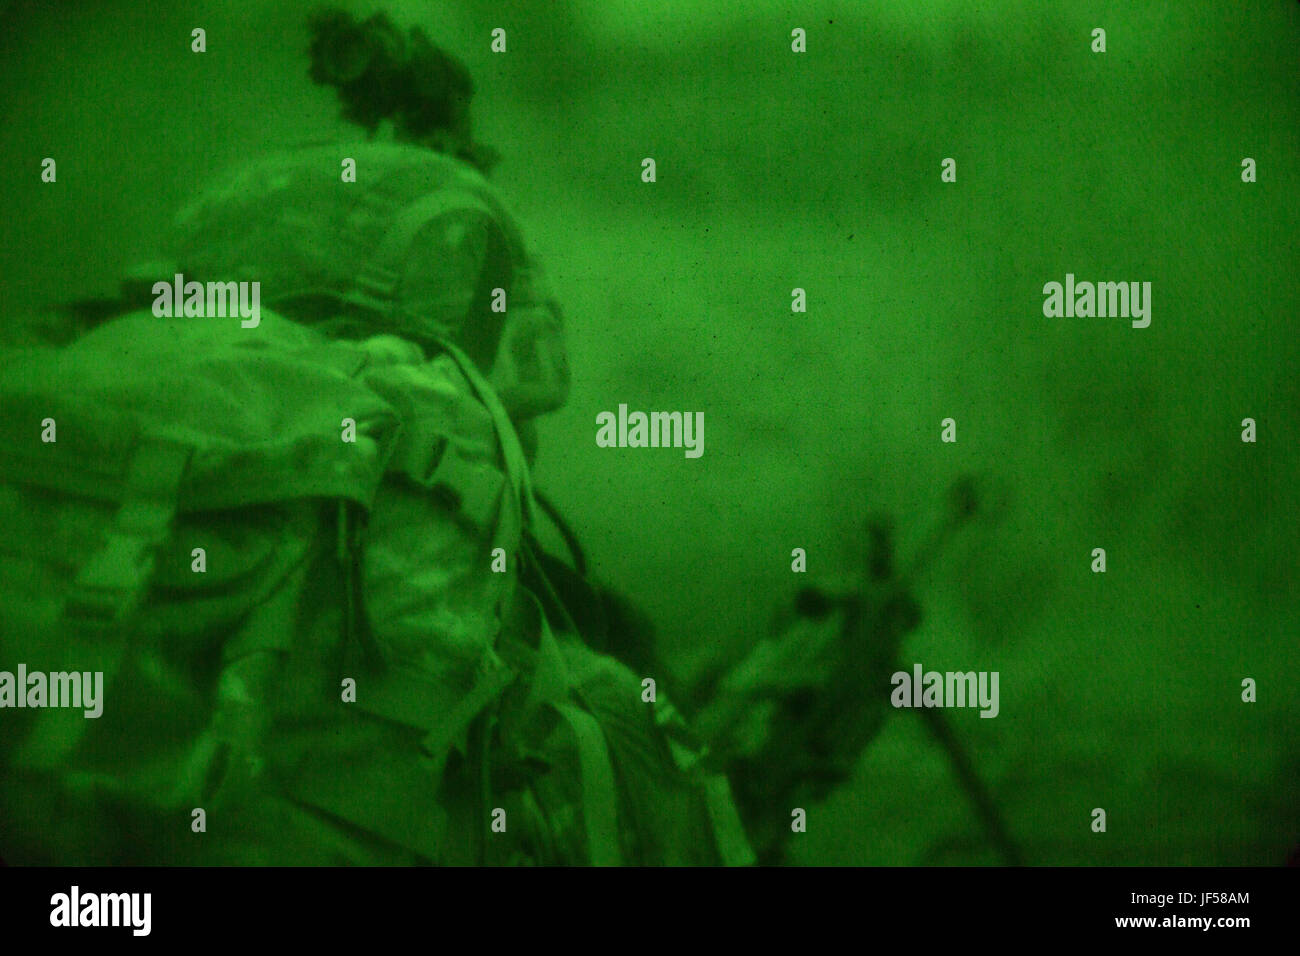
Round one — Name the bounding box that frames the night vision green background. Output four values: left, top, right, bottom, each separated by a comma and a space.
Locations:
1, 0, 1296, 865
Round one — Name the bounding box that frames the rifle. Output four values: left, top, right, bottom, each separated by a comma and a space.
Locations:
691, 475, 1024, 865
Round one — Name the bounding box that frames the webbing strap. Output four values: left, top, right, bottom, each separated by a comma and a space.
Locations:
65, 435, 191, 623
425, 444, 508, 533
701, 774, 758, 867
528, 599, 623, 866
418, 664, 516, 774
430, 336, 536, 542
331, 337, 531, 744
551, 702, 623, 866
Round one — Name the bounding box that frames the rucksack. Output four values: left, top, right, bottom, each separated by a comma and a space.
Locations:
0, 309, 393, 861
0, 308, 750, 865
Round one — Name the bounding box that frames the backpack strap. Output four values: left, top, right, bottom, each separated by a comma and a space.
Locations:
11, 434, 192, 773
550, 700, 623, 866
333, 337, 533, 730
522, 590, 624, 866
65, 433, 193, 624
430, 336, 536, 554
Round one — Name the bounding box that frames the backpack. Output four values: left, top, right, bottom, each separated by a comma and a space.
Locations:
0, 309, 751, 866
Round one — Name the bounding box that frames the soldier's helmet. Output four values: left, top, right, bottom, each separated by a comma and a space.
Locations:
151, 10, 569, 421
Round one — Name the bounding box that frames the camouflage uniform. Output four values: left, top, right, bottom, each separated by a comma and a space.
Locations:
147, 142, 749, 865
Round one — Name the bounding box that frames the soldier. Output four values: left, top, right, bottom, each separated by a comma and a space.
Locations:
0, 10, 749, 866
170, 11, 752, 866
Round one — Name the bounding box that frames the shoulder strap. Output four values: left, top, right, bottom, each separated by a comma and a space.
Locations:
431, 336, 536, 541
65, 433, 193, 625
523, 591, 624, 866
336, 336, 534, 726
